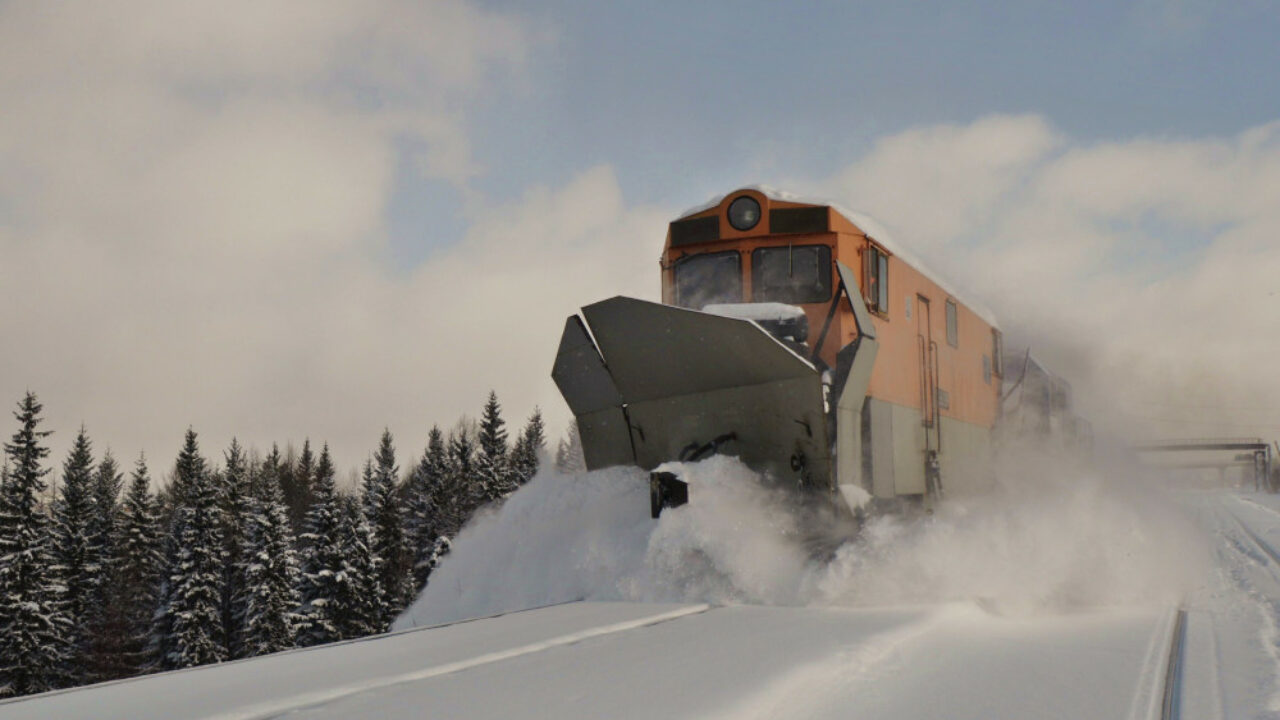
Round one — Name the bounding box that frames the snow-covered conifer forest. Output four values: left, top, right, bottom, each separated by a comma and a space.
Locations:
0, 390, 565, 698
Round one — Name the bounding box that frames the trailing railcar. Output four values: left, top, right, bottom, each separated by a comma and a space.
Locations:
553, 187, 1004, 517
1001, 350, 1093, 450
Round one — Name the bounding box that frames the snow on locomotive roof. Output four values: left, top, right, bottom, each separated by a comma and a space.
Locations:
677, 185, 998, 328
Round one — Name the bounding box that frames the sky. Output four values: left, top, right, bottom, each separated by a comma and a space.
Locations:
2, 0, 1280, 478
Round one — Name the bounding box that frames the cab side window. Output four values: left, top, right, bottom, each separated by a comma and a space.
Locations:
946, 299, 958, 347
864, 245, 889, 314
992, 329, 1004, 375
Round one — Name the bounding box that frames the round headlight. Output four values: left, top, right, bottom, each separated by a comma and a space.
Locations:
727, 196, 761, 231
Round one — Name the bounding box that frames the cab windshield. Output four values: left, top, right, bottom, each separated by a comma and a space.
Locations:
673, 251, 742, 309
751, 244, 832, 304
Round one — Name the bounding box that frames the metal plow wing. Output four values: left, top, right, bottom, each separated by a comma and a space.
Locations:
552, 296, 831, 494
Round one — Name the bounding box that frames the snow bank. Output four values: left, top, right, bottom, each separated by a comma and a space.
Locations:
396, 447, 1210, 629
394, 457, 813, 629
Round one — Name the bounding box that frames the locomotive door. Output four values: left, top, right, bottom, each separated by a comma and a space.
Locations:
916, 295, 940, 455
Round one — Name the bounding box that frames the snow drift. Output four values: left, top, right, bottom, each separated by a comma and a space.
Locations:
395, 448, 1209, 629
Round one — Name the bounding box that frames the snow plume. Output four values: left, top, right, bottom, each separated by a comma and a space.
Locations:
394, 457, 814, 628
798, 115, 1280, 446
814, 447, 1211, 614
397, 447, 1209, 628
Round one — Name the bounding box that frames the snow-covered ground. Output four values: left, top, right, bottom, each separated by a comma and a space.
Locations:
1178, 491, 1280, 717
5, 460, 1280, 719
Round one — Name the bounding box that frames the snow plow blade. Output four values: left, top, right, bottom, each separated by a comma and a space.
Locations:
552, 296, 832, 496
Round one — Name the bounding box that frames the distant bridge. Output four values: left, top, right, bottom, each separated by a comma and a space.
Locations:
1134, 438, 1275, 491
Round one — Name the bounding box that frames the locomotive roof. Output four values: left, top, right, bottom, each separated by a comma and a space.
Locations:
677, 185, 998, 327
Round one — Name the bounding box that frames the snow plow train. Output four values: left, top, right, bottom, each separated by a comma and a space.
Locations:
553, 188, 1004, 518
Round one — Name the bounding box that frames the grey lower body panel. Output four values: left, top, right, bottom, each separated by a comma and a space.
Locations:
855, 398, 994, 499
936, 415, 996, 496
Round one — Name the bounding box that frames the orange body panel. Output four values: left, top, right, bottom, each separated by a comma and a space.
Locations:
662, 190, 1000, 431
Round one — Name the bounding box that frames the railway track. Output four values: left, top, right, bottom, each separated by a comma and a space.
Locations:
1225, 502, 1280, 568
1160, 607, 1188, 720
1198, 496, 1280, 719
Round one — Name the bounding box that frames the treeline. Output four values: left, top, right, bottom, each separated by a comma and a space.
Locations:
0, 390, 577, 699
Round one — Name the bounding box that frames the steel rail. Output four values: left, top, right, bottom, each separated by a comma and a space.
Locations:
1160, 607, 1188, 720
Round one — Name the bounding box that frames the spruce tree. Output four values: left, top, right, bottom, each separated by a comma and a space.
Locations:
85, 452, 127, 681
90, 452, 123, 558
510, 408, 547, 486
0, 393, 72, 697
442, 427, 478, 536
334, 494, 385, 639
241, 465, 301, 657
256, 444, 282, 503
510, 432, 531, 484
297, 444, 345, 647
109, 455, 163, 678
217, 439, 252, 659
555, 439, 568, 474
555, 420, 586, 474
153, 429, 226, 669
405, 427, 447, 590
474, 391, 514, 505
284, 440, 315, 535
363, 431, 412, 622
49, 427, 100, 684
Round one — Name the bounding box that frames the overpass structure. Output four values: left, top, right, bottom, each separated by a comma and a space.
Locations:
1134, 437, 1275, 491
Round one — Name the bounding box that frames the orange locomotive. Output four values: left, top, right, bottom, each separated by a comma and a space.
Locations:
554, 187, 1003, 517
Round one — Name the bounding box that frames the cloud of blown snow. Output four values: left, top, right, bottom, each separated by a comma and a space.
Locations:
396, 451, 1208, 628
813, 448, 1210, 614
792, 114, 1280, 445
395, 457, 815, 627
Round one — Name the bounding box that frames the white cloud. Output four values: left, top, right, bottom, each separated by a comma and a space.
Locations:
0, 0, 651, 474
1132, 0, 1215, 41
812, 115, 1061, 252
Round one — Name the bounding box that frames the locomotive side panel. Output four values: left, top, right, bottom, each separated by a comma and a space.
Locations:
831, 228, 1001, 499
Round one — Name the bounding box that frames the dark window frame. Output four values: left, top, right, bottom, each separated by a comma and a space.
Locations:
877, 253, 888, 312
945, 299, 958, 347
864, 244, 889, 315
672, 250, 743, 309
992, 329, 1004, 375
750, 244, 833, 305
